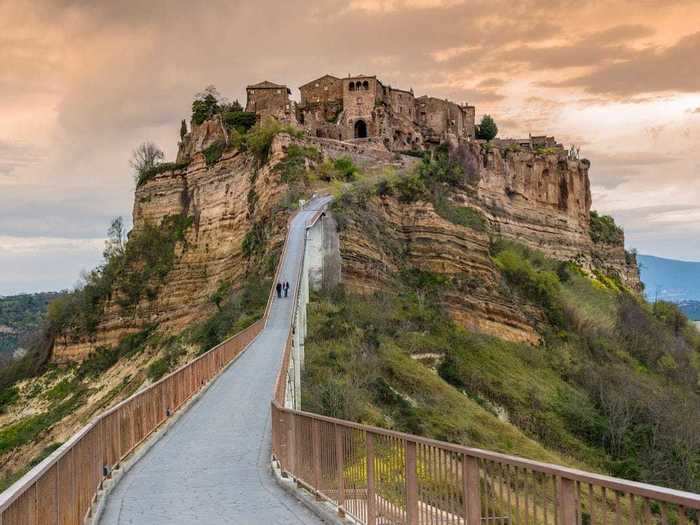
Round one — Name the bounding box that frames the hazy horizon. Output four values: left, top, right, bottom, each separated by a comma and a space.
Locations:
2, 0, 700, 295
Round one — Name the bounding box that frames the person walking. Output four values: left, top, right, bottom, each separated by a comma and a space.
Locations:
276, 282, 282, 298
284, 281, 290, 298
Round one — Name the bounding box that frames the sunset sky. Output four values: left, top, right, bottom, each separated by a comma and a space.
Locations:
1, 0, 699, 294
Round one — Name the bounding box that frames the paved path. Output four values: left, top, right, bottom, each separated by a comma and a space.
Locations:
99, 198, 331, 525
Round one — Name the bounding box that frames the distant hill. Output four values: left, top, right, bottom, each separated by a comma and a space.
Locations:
678, 300, 700, 321
638, 254, 700, 302
0, 292, 62, 360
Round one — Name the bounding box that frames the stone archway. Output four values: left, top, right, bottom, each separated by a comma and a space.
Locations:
354, 119, 368, 139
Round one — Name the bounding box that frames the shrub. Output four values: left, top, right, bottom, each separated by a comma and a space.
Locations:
247, 118, 303, 163
493, 243, 564, 326
147, 358, 170, 381
432, 191, 486, 231
332, 157, 359, 182
589, 211, 623, 244
202, 141, 226, 166
78, 327, 154, 378
395, 173, 428, 203
137, 161, 190, 186
418, 148, 463, 186
0, 386, 19, 413
475, 115, 498, 141
222, 111, 257, 133
276, 144, 321, 184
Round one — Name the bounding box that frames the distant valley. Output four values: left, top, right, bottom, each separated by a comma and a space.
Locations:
0, 292, 62, 361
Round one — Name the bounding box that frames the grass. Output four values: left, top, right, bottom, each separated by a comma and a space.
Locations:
0, 393, 84, 455
0, 442, 62, 492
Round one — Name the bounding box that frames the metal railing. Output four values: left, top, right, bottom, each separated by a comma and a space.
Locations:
270, 208, 700, 525
0, 320, 262, 523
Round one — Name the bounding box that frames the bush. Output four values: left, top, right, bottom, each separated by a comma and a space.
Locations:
432, 191, 486, 231
247, 118, 303, 163
222, 111, 257, 133
47, 214, 193, 339
276, 144, 321, 184
418, 147, 463, 186
78, 327, 154, 378
492, 242, 564, 326
147, 358, 170, 381
589, 211, 623, 245
137, 161, 190, 186
475, 115, 498, 141
0, 386, 19, 413
242, 220, 269, 259
395, 174, 428, 203
202, 141, 226, 166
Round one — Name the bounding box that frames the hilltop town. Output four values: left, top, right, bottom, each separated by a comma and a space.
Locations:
242, 73, 562, 154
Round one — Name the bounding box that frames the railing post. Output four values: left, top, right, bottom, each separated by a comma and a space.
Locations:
463, 455, 481, 525
558, 476, 578, 525
286, 411, 296, 477
367, 432, 376, 525
312, 419, 322, 499
405, 440, 418, 525
335, 424, 345, 516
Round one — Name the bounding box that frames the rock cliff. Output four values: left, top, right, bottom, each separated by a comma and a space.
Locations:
51, 120, 639, 360
53, 136, 289, 362
452, 141, 639, 290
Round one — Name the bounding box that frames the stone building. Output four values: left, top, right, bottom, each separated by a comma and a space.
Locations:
247, 73, 477, 152
245, 81, 294, 123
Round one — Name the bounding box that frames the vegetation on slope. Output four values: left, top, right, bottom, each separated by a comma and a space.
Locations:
0, 292, 63, 358
304, 150, 700, 491
304, 250, 700, 491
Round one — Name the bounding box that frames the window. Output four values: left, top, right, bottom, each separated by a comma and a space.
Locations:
349, 82, 356, 91
362, 80, 369, 90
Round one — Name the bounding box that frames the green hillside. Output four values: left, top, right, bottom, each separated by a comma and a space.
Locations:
303, 180, 700, 493
0, 292, 62, 359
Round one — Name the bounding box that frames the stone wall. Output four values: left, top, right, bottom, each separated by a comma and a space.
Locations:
245, 86, 293, 122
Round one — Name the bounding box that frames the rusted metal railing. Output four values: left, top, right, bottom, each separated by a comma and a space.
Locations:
270, 208, 700, 525
0, 320, 262, 523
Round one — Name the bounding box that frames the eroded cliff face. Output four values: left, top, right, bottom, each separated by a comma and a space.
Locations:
53, 137, 290, 362
336, 196, 543, 344
52, 127, 639, 360
453, 141, 640, 290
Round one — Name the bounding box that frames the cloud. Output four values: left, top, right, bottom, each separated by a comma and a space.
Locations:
554, 32, 700, 96
0, 141, 43, 176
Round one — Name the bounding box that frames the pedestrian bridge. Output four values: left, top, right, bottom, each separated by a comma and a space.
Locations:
1, 196, 699, 524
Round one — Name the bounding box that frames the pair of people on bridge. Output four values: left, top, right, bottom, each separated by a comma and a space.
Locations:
276, 281, 290, 298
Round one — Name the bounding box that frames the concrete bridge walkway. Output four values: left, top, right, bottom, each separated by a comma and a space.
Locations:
99, 198, 331, 524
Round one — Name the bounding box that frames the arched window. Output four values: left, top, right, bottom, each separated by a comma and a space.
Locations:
349, 82, 356, 91
354, 120, 368, 139
362, 80, 369, 90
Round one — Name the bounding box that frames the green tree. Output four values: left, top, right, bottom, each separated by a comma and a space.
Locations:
476, 114, 498, 141
180, 119, 187, 140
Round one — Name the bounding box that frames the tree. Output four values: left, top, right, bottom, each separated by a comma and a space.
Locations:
104, 217, 126, 260
130, 142, 164, 183
192, 85, 226, 125
476, 115, 498, 141
180, 119, 188, 140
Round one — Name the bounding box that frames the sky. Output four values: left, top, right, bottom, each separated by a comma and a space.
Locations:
1, 0, 700, 295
